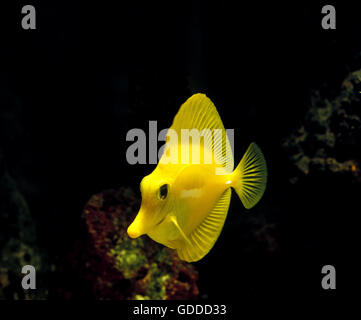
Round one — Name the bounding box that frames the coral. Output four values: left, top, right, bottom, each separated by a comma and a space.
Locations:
80, 187, 198, 300
282, 69, 361, 183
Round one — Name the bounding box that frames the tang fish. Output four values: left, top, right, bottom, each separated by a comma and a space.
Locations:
127, 93, 267, 262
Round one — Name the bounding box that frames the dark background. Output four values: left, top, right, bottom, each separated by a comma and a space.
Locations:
1, 1, 360, 301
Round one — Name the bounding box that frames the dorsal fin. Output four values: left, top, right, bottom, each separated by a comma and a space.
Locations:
176, 188, 232, 262
160, 93, 234, 172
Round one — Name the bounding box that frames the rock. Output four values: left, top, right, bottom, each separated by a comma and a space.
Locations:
0, 170, 49, 300
282, 69, 361, 184
80, 187, 199, 300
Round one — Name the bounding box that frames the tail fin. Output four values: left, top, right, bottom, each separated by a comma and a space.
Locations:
232, 143, 267, 209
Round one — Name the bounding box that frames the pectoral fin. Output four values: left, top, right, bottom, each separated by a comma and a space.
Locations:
169, 215, 192, 247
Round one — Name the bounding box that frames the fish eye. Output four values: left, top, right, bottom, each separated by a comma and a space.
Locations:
158, 184, 169, 200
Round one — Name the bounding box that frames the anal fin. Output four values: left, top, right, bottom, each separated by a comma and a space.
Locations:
177, 188, 232, 262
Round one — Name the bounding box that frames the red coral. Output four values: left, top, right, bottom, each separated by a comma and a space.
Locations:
66, 188, 199, 300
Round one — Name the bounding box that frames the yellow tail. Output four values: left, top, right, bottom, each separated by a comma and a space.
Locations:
231, 143, 267, 209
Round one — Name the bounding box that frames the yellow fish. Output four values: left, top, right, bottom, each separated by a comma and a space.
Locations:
127, 93, 267, 262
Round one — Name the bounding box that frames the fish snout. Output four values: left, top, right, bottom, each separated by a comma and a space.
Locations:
127, 210, 147, 238
127, 225, 141, 238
